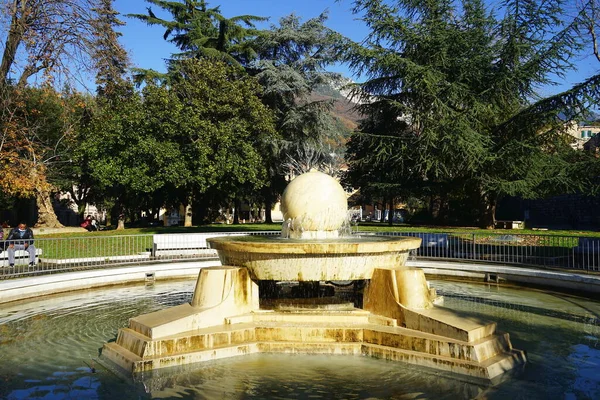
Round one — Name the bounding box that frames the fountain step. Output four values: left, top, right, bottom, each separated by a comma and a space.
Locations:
112, 317, 513, 365
102, 342, 142, 372
226, 312, 398, 328
362, 326, 512, 363
361, 343, 526, 381
116, 324, 257, 358
258, 341, 362, 355
105, 340, 260, 372
403, 306, 497, 342
104, 335, 523, 381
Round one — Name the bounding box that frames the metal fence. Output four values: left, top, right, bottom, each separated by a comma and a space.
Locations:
358, 231, 600, 271
0, 230, 598, 280
0, 231, 279, 279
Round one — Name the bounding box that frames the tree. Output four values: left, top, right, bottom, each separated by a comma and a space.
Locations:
55, 0, 131, 225
81, 82, 187, 229
0, 0, 130, 226
0, 86, 87, 226
578, 0, 600, 63
91, 0, 130, 96
166, 59, 277, 224
127, 0, 270, 225
128, 0, 266, 83
344, 0, 600, 228
251, 13, 346, 222
0, 0, 100, 91
82, 59, 276, 228
344, 103, 422, 225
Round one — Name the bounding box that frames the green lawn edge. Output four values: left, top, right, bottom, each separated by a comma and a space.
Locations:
36, 222, 600, 239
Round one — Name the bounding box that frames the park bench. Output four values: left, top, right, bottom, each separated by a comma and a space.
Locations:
418, 233, 449, 257
494, 220, 524, 229
151, 233, 245, 257
0, 248, 43, 267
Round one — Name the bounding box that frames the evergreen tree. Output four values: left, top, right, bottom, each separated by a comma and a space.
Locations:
91, 0, 130, 97
251, 13, 346, 222
128, 0, 266, 83
344, 0, 600, 227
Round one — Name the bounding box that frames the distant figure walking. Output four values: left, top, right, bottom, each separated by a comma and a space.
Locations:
6, 222, 36, 267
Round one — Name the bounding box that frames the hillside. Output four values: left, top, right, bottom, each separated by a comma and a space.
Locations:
311, 83, 364, 131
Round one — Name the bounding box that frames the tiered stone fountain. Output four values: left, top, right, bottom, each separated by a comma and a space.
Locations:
102, 171, 526, 382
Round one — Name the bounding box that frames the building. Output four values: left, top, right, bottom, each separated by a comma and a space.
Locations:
566, 122, 600, 150
583, 133, 600, 156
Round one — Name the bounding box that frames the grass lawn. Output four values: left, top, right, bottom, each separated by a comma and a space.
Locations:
25, 221, 599, 263
353, 222, 600, 238
36, 223, 283, 238
35, 221, 600, 239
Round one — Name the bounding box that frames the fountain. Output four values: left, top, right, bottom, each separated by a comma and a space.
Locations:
102, 171, 526, 382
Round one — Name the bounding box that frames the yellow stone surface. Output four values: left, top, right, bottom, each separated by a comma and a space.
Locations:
128, 266, 259, 339
103, 307, 525, 381
364, 267, 497, 343
280, 171, 348, 238
207, 235, 421, 281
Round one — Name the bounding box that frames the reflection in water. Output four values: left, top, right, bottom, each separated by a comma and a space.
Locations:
0, 279, 599, 399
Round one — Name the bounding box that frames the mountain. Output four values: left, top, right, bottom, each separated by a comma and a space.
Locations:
312, 79, 363, 131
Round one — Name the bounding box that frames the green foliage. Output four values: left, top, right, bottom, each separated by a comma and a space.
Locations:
128, 0, 266, 83
167, 59, 277, 200
83, 83, 183, 194
81, 59, 276, 219
91, 0, 130, 96
344, 0, 600, 227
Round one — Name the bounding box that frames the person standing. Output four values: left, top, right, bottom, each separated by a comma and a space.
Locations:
6, 222, 36, 267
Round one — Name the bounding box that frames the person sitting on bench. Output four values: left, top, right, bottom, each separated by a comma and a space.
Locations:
6, 222, 36, 268
80, 215, 98, 232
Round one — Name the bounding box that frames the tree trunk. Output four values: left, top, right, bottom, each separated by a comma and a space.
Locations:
0, 1, 26, 89
438, 194, 449, 225
429, 195, 441, 220
183, 195, 193, 227
479, 192, 498, 229
113, 201, 125, 230
233, 198, 241, 224
387, 196, 394, 226
264, 198, 273, 224
379, 199, 386, 223
68, 185, 89, 219
34, 189, 63, 228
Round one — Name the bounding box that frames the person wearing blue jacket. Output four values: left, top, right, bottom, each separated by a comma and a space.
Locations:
6, 222, 36, 267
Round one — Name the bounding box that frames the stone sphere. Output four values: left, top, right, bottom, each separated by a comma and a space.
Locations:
281, 171, 348, 232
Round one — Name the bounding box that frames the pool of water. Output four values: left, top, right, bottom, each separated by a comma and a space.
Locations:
0, 278, 599, 399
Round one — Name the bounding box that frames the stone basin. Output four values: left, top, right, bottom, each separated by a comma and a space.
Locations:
207, 235, 422, 281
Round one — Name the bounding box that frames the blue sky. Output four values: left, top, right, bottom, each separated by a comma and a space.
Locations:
114, 0, 599, 96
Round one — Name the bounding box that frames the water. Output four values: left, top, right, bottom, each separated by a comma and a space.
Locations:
0, 278, 599, 399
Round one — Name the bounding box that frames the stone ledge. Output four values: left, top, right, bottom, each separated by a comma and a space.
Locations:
408, 260, 600, 293
103, 311, 524, 382
0, 260, 221, 305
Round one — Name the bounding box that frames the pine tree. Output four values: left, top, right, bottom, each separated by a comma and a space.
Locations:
90, 0, 130, 98
344, 0, 600, 227
250, 13, 346, 222
127, 0, 266, 83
